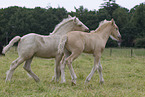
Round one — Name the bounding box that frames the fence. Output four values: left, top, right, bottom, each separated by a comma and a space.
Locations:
103, 48, 145, 57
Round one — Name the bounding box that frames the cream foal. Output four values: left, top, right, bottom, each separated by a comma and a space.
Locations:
2, 15, 89, 82
58, 19, 121, 85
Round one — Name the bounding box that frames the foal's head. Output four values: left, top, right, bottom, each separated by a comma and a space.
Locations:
110, 19, 121, 42
72, 16, 89, 32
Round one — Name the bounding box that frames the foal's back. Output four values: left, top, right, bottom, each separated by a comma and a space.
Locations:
18, 33, 60, 59
66, 31, 99, 54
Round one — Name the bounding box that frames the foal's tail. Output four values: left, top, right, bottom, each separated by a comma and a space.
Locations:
58, 35, 68, 54
2, 36, 21, 55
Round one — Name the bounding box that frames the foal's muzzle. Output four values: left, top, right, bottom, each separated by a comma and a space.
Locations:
85, 28, 90, 32
117, 35, 122, 43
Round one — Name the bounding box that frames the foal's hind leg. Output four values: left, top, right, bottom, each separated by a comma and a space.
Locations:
60, 49, 77, 84
6, 57, 24, 82
60, 52, 71, 83
23, 57, 40, 82
65, 52, 81, 85
51, 54, 63, 82
54, 54, 63, 82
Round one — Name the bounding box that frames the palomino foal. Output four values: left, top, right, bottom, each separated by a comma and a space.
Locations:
2, 15, 89, 82
58, 19, 121, 84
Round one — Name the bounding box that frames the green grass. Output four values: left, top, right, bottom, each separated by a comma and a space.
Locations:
0, 47, 145, 97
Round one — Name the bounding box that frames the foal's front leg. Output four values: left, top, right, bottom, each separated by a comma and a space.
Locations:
85, 55, 104, 84
97, 62, 104, 84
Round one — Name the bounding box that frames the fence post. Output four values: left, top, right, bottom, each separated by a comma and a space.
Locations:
15, 46, 17, 51
131, 48, 133, 57
110, 48, 112, 56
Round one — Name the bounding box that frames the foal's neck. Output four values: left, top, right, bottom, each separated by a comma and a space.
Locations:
51, 21, 74, 36
98, 23, 112, 42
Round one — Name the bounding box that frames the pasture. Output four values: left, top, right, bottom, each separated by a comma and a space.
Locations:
0, 47, 145, 97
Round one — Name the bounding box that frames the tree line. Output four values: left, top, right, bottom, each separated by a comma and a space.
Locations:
0, 0, 145, 47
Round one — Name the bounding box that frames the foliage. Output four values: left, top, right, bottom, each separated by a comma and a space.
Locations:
101, 0, 119, 18
0, 47, 145, 96
135, 38, 145, 48
0, 6, 67, 45
112, 7, 129, 29
0, 1, 145, 47
130, 4, 145, 37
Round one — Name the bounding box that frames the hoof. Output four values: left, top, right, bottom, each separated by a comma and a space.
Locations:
51, 76, 59, 83
61, 80, 66, 84
51, 76, 55, 82
35, 79, 40, 83
5, 79, 11, 83
71, 80, 76, 86
100, 80, 104, 84
85, 79, 90, 84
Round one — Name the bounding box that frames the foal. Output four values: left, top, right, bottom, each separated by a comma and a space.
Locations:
58, 19, 121, 84
2, 15, 89, 82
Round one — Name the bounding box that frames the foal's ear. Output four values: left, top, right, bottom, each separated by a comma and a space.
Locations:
68, 15, 72, 18
111, 18, 115, 25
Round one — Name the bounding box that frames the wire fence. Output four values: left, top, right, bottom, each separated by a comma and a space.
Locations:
103, 48, 145, 57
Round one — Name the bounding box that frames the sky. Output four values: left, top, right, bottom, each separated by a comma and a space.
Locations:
0, 0, 145, 12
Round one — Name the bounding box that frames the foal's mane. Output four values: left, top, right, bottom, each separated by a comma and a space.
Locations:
50, 17, 75, 35
94, 19, 110, 33
99, 19, 109, 26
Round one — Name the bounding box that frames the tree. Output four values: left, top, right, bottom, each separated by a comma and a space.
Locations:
121, 3, 145, 47
101, 0, 119, 18
112, 7, 129, 29
0, 6, 68, 44
0, 6, 23, 44
130, 3, 145, 38
69, 6, 99, 30
0, 3, 144, 47
135, 38, 145, 48
96, 8, 111, 21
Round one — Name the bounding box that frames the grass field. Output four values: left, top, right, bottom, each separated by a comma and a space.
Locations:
0, 47, 145, 97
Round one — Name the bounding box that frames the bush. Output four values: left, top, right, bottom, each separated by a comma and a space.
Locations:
135, 38, 145, 48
